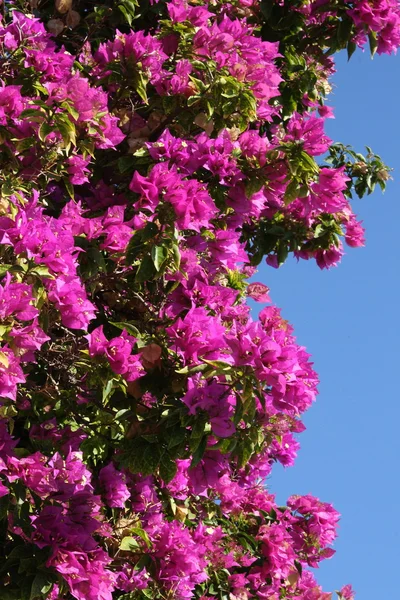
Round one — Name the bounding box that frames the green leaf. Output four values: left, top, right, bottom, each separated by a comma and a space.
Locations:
202, 359, 232, 372
135, 254, 157, 282
56, 114, 77, 148
38, 123, 54, 143
260, 0, 273, 20
236, 531, 258, 552
0, 591, 22, 600
134, 554, 152, 571
205, 100, 214, 118
336, 17, 353, 46
368, 30, 378, 57
294, 560, 303, 576
245, 176, 265, 197
167, 426, 186, 449
190, 416, 207, 448
130, 526, 152, 548
15, 137, 36, 152
118, 5, 133, 26
110, 322, 141, 337
64, 179, 74, 199
32, 82, 49, 97
236, 438, 254, 468
187, 95, 201, 107
118, 0, 139, 26
60, 101, 80, 121
29, 265, 53, 278
314, 224, 324, 238
189, 76, 208, 93
30, 572, 54, 600
151, 245, 168, 272
20, 108, 46, 121
277, 241, 289, 266
120, 536, 140, 551
175, 363, 208, 375
121, 438, 162, 475
221, 85, 240, 98
0, 264, 11, 277
80, 246, 107, 278
299, 151, 319, 174
190, 435, 208, 468
347, 40, 357, 61
102, 378, 116, 402
269, 507, 277, 521
132, 70, 149, 104
233, 397, 243, 426
172, 244, 181, 270
19, 558, 36, 574
126, 223, 159, 263
284, 179, 300, 205
0, 494, 9, 520
118, 155, 136, 174
159, 454, 178, 483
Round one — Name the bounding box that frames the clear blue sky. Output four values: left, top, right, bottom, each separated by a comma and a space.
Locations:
256, 50, 400, 597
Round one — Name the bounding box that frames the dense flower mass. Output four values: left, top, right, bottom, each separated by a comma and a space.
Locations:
0, 0, 394, 599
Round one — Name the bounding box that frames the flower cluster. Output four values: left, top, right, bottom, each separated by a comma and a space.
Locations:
0, 0, 392, 599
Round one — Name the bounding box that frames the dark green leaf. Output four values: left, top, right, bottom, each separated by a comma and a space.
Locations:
277, 242, 289, 266
336, 17, 353, 46
135, 255, 156, 282
102, 378, 116, 402
159, 454, 178, 483
80, 246, 107, 278
64, 179, 74, 199
110, 322, 141, 337
30, 572, 55, 600
233, 397, 243, 426
118, 155, 136, 174
121, 438, 162, 475
167, 426, 187, 449
347, 40, 357, 60
190, 435, 208, 468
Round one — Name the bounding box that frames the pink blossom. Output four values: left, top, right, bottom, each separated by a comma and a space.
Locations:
247, 282, 271, 303
99, 463, 130, 508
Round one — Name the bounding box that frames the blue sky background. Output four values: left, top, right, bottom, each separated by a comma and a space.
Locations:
256, 50, 400, 598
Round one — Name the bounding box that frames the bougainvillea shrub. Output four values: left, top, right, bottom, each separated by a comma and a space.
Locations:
0, 1, 395, 599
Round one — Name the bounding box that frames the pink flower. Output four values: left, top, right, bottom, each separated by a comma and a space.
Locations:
105, 335, 133, 375
0, 274, 38, 321
318, 104, 335, 119
0, 347, 25, 401
183, 377, 236, 438
87, 326, 108, 356
345, 218, 365, 247
339, 585, 355, 600
47, 276, 96, 330
99, 463, 130, 508
257, 522, 297, 579
166, 307, 228, 364
247, 282, 271, 303
49, 549, 115, 600
67, 155, 91, 185
285, 113, 332, 156
315, 243, 344, 269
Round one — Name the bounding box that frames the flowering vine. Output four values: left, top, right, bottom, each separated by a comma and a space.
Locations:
0, 1, 394, 599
